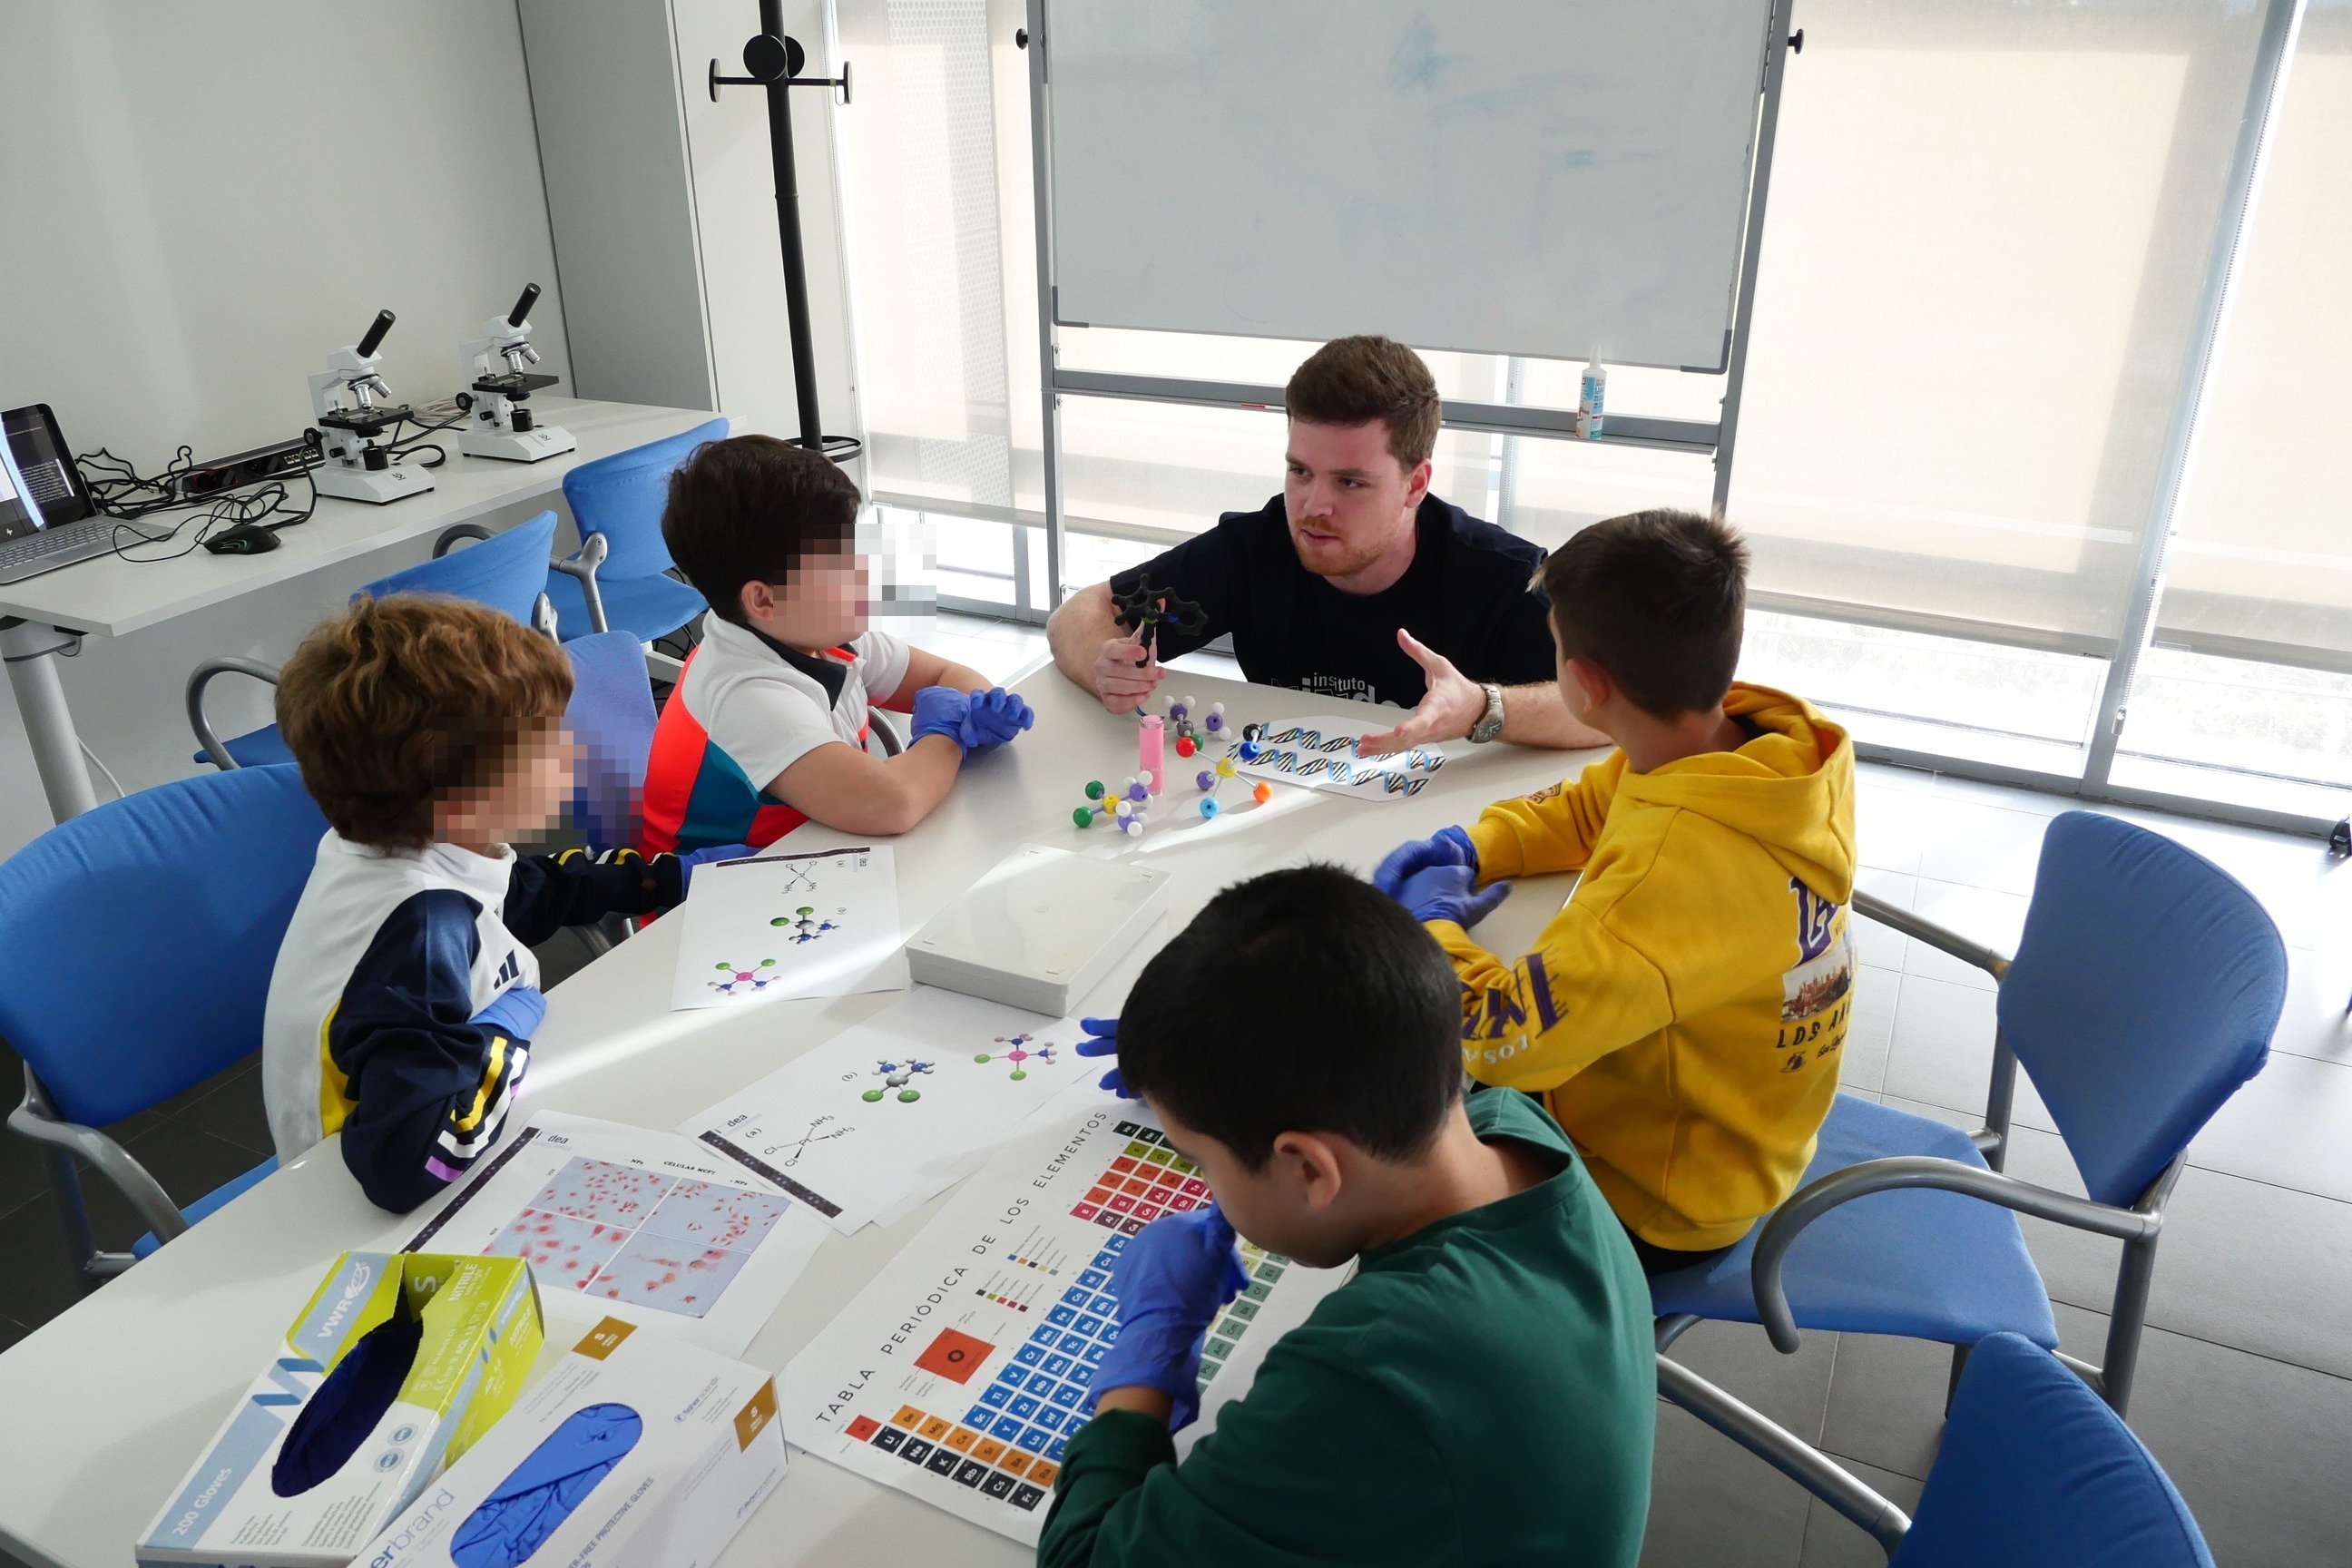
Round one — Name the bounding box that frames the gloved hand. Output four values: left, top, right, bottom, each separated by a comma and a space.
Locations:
677, 842, 755, 896
1092, 1202, 1250, 1431
472, 985, 546, 1043
1394, 861, 1511, 927
1074, 1016, 1129, 1097
1372, 824, 1478, 898
961, 687, 1034, 750
908, 686, 974, 753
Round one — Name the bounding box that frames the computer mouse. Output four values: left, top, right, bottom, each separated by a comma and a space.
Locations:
203, 523, 281, 555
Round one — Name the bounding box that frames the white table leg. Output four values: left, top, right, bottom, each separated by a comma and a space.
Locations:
0, 619, 100, 822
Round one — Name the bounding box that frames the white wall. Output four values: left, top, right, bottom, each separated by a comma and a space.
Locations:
0, 3, 574, 856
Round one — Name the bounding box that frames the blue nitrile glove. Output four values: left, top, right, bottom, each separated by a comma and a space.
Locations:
677, 842, 755, 895
908, 685, 974, 753
1091, 1202, 1251, 1432
1372, 824, 1478, 899
1075, 1016, 1128, 1097
961, 686, 1035, 750
1395, 861, 1511, 928
472, 985, 546, 1043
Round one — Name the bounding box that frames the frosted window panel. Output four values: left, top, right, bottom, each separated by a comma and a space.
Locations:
1727, 4, 2263, 649
2159, 12, 2352, 664
838, 0, 1013, 509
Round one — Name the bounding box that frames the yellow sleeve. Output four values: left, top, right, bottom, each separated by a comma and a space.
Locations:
1430, 897, 1674, 1093
1465, 754, 1624, 881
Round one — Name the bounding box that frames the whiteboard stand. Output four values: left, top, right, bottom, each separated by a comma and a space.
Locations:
1019, 0, 1801, 608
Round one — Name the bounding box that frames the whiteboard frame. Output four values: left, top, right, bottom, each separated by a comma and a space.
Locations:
1022, 0, 1800, 608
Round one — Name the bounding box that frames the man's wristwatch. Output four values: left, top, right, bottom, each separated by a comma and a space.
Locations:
1469, 681, 1506, 744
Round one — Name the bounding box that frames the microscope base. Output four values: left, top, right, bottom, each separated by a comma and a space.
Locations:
460, 426, 576, 463
315, 461, 436, 505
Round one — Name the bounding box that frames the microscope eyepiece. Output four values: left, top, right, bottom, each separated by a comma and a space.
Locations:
508, 284, 540, 328
356, 309, 395, 358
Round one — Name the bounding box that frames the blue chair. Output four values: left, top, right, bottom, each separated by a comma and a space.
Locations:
188, 514, 564, 769
1659, 1332, 2215, 1563
0, 766, 327, 1281
1651, 812, 2282, 1453
542, 416, 728, 642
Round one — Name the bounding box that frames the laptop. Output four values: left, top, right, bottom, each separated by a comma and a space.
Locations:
0, 403, 167, 584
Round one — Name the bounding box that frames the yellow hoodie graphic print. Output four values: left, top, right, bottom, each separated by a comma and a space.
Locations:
1430, 683, 1858, 1252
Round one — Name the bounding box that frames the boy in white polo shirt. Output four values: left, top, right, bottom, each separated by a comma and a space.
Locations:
642, 436, 1033, 852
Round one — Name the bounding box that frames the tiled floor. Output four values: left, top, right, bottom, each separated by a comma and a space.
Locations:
3, 612, 2347, 1565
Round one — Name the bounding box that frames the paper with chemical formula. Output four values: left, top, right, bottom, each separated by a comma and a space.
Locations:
669, 844, 907, 1011
680, 986, 1102, 1236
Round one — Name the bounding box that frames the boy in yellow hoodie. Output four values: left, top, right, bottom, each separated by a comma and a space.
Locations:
1373, 509, 1856, 1274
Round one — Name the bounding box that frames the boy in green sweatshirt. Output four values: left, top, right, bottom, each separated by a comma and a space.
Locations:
1376, 509, 1857, 1275
1045, 867, 1653, 1567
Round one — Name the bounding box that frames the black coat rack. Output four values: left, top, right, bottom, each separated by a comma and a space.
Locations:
710, 0, 861, 462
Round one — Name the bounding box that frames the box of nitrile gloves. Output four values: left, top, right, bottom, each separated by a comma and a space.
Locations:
135, 1251, 542, 1568
355, 1317, 784, 1568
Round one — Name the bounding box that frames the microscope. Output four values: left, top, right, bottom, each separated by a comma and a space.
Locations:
454, 284, 574, 463
306, 309, 436, 505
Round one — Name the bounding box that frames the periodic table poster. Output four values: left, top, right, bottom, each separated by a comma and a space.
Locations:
779, 1102, 1347, 1544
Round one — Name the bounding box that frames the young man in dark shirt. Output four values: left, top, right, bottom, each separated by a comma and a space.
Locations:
1044, 335, 1609, 754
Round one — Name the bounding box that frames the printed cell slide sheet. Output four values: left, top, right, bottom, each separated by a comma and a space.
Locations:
681, 986, 1100, 1236
670, 845, 907, 1011
780, 1103, 1346, 1544
1234, 716, 1451, 802
387, 1111, 828, 1355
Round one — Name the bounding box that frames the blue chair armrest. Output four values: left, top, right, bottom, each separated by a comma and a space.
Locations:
551, 532, 612, 635
1854, 888, 2010, 980
186, 657, 282, 772
1752, 1155, 2158, 1354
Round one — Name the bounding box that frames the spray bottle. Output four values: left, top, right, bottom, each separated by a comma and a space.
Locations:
1577, 352, 1607, 441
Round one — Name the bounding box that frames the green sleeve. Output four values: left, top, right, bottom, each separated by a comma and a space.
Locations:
1035, 1351, 1455, 1568
1037, 1410, 1177, 1568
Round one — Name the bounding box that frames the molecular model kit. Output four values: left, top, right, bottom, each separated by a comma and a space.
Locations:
1072, 695, 1274, 838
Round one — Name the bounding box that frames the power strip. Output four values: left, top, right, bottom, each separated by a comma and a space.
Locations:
175, 438, 313, 500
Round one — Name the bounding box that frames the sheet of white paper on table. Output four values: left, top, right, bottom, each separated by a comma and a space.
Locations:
681, 985, 1106, 1235
778, 1102, 1347, 1544
383, 1111, 828, 1357
1230, 715, 1454, 801
670, 844, 908, 1010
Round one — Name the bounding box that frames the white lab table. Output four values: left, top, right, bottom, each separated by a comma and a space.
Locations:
0, 668, 1592, 1568
0, 397, 721, 822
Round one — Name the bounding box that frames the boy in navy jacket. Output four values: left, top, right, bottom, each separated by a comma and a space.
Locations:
263, 595, 699, 1211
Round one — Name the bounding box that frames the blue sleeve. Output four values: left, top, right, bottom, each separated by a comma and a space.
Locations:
501, 847, 681, 946
328, 890, 530, 1213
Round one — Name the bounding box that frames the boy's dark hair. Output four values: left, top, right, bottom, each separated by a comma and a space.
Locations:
1284, 336, 1442, 472
1541, 509, 1749, 718
278, 595, 572, 852
661, 434, 862, 628
1118, 866, 1462, 1169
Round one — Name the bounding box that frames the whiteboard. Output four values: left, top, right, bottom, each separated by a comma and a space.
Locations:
1043, 0, 1776, 371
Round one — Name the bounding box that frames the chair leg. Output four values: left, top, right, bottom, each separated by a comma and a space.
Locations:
2101, 1232, 2161, 1417
40, 1145, 102, 1295
1656, 1355, 1911, 1559
1945, 1341, 1971, 1416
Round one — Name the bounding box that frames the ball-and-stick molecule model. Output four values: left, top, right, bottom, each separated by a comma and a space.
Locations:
862, 1059, 933, 1103
975, 1033, 1060, 1081
709, 957, 780, 995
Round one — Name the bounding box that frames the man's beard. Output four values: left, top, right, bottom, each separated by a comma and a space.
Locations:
1288, 520, 1395, 581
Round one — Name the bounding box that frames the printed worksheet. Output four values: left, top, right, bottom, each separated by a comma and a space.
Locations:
670, 845, 907, 1010
1232, 716, 1451, 801
780, 1103, 1347, 1544
387, 1111, 829, 1356
680, 986, 1102, 1235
